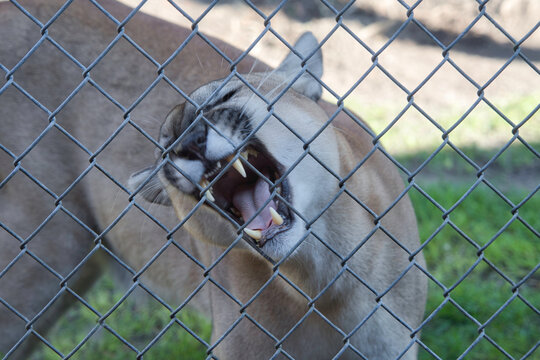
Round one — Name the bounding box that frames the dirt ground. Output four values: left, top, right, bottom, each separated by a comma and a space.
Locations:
117, 0, 539, 112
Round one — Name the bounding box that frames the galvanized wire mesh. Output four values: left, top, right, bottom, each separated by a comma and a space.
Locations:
0, 0, 538, 359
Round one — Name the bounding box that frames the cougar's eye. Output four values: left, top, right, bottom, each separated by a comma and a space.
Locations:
196, 145, 292, 247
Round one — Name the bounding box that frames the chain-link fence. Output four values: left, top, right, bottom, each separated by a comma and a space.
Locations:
1, 0, 538, 359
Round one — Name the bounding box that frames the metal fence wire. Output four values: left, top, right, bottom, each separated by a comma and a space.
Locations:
0, 0, 539, 359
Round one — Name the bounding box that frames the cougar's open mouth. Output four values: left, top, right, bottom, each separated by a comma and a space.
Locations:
197, 145, 292, 247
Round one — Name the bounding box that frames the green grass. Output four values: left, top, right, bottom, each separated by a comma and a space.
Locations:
412, 182, 539, 360
33, 277, 211, 360
33, 179, 538, 359
31, 95, 538, 359
342, 93, 540, 156
355, 94, 539, 359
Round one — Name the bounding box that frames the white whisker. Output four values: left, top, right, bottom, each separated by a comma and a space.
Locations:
139, 199, 158, 247
256, 67, 279, 91
239, 68, 279, 118
195, 53, 204, 70
247, 58, 259, 76
266, 72, 297, 98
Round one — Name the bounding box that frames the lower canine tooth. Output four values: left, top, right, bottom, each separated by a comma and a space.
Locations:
244, 228, 262, 241
269, 208, 284, 225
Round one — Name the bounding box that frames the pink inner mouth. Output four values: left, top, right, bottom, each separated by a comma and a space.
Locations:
232, 173, 276, 230
206, 150, 287, 242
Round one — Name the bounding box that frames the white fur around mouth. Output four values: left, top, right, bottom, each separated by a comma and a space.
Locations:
198, 146, 292, 247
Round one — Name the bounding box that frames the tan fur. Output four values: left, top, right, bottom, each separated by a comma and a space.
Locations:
0, 1, 426, 359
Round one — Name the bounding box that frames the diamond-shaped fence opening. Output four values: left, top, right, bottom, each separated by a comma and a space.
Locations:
1, 0, 538, 359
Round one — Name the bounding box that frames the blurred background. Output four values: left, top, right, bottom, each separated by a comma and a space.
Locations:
31, 0, 539, 359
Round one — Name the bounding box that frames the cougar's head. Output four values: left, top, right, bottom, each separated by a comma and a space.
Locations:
130, 33, 340, 260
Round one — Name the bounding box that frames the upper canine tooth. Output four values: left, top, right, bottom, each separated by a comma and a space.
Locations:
244, 228, 262, 241
226, 154, 247, 178
233, 159, 247, 178
200, 179, 209, 188
269, 207, 284, 225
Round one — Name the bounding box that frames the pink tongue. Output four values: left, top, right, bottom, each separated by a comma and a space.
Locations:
232, 176, 276, 230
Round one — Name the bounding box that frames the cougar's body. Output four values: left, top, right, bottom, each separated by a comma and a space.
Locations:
0, 1, 426, 359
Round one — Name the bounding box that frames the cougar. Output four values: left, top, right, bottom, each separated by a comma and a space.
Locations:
0, 0, 427, 359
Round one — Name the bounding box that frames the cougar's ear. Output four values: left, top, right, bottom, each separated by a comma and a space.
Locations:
128, 167, 171, 206
159, 103, 185, 147
277, 32, 323, 101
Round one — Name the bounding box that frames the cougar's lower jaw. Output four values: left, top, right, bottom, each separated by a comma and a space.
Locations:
243, 214, 291, 247
195, 145, 294, 248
